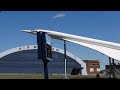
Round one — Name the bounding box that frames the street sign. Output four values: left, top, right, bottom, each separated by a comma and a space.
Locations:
45, 34, 52, 46
37, 32, 52, 79
45, 33, 52, 61
37, 32, 52, 61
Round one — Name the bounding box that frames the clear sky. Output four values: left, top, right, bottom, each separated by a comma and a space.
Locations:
1, 11, 120, 70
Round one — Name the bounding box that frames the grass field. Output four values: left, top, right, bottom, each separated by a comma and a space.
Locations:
0, 74, 110, 79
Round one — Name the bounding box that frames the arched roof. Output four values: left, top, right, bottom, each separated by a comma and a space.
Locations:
0, 45, 87, 75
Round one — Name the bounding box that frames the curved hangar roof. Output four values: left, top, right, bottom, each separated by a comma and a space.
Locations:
22, 29, 120, 61
0, 45, 87, 75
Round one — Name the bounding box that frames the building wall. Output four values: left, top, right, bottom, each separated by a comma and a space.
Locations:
0, 46, 87, 75
83, 60, 100, 75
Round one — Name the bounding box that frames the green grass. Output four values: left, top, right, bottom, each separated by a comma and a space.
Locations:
0, 74, 109, 79
0, 74, 43, 79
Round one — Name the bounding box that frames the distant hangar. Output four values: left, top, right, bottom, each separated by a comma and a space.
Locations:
0, 45, 87, 75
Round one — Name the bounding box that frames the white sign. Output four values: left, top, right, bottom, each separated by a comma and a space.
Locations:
45, 34, 52, 45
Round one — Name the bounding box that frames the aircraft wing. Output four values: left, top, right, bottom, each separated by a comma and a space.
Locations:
22, 29, 120, 61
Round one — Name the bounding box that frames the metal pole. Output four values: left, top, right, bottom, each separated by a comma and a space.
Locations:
37, 32, 49, 79
109, 57, 112, 78
112, 58, 115, 78
44, 61, 48, 79
64, 40, 67, 79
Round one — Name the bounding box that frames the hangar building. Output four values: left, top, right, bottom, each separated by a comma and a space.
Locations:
0, 45, 87, 75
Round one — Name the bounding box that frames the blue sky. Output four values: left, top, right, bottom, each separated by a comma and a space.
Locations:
1, 11, 120, 70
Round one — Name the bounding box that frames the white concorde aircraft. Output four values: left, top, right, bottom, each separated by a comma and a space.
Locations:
22, 29, 120, 61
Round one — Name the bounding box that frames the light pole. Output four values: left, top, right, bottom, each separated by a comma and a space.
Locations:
64, 40, 67, 79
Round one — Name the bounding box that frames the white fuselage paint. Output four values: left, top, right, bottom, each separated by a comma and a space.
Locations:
22, 29, 120, 61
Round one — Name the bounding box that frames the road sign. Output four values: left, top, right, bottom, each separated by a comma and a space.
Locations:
37, 32, 52, 61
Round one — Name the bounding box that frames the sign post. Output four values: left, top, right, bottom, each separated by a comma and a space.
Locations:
37, 32, 52, 79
